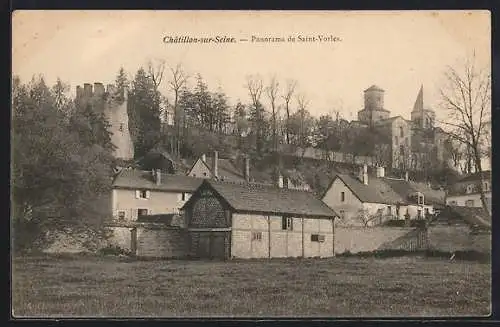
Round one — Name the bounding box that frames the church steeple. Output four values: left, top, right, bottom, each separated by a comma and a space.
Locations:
412, 84, 424, 113
410, 84, 435, 129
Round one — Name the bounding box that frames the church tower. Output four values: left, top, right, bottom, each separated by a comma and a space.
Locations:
75, 82, 135, 160
411, 85, 436, 130
357, 85, 391, 125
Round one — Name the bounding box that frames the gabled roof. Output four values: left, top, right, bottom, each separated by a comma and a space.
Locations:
183, 180, 337, 218
113, 169, 204, 192
187, 156, 246, 182
374, 115, 408, 125
205, 156, 246, 181
327, 173, 445, 206
333, 174, 406, 204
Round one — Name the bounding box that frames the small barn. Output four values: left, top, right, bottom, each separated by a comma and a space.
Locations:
181, 180, 338, 260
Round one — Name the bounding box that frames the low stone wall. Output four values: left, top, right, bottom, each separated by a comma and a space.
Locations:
105, 224, 189, 258
334, 227, 424, 254
427, 225, 491, 253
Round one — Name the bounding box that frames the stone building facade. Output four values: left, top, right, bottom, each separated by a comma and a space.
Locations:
75, 82, 134, 160
355, 84, 449, 171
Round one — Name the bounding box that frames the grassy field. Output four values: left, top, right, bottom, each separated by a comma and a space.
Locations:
12, 254, 491, 318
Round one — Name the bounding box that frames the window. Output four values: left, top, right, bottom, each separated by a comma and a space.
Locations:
417, 194, 424, 206
340, 192, 345, 202
465, 199, 475, 207
118, 211, 126, 220
282, 216, 293, 231
399, 126, 404, 137
138, 190, 148, 199
137, 208, 148, 217
483, 182, 490, 192
311, 234, 325, 243
251, 231, 263, 241
417, 209, 422, 219
466, 185, 473, 194
203, 172, 207, 177
449, 200, 457, 205
181, 193, 186, 201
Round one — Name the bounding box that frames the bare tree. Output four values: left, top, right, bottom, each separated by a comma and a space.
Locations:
245, 75, 266, 154
265, 76, 280, 151
439, 54, 491, 214
282, 79, 297, 145
147, 59, 166, 91
246, 75, 263, 107
296, 93, 310, 150
167, 63, 188, 156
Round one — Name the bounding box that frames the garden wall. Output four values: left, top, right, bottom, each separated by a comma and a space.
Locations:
334, 227, 426, 254
105, 224, 189, 258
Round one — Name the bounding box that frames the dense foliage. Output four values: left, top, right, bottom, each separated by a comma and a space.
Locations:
11, 76, 116, 250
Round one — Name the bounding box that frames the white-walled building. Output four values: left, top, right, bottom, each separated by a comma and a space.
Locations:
111, 169, 203, 221
322, 165, 445, 226
181, 179, 338, 259
446, 171, 491, 211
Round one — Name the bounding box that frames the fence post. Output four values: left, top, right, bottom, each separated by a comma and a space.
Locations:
130, 227, 137, 256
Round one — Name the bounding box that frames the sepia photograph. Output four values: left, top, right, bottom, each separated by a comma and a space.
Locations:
11, 10, 491, 318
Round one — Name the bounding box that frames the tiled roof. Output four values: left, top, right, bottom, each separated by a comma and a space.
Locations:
185, 180, 337, 218
332, 174, 446, 206
335, 174, 406, 204
113, 169, 204, 192
204, 156, 246, 182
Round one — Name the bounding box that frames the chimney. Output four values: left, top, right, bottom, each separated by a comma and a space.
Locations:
278, 173, 284, 188
154, 169, 161, 185
363, 164, 368, 185
212, 151, 219, 179
376, 166, 385, 178
201, 154, 206, 163
244, 156, 250, 182
404, 171, 409, 182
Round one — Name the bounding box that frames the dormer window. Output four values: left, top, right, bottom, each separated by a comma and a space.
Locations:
466, 184, 474, 194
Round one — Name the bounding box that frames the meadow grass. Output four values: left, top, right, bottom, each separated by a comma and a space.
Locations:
11, 254, 491, 318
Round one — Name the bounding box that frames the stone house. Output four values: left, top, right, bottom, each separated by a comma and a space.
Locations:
181, 179, 338, 259
445, 170, 492, 212
321, 165, 445, 226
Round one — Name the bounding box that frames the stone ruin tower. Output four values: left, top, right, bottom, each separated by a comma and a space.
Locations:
75, 82, 134, 160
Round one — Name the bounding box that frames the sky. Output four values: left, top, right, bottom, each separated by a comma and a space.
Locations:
12, 10, 490, 123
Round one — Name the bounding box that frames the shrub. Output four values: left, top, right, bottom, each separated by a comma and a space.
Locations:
98, 244, 132, 256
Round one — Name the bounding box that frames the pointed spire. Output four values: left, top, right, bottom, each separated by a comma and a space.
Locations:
412, 84, 424, 113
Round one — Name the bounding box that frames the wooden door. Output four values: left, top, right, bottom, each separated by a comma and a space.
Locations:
210, 234, 226, 260
197, 234, 211, 258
